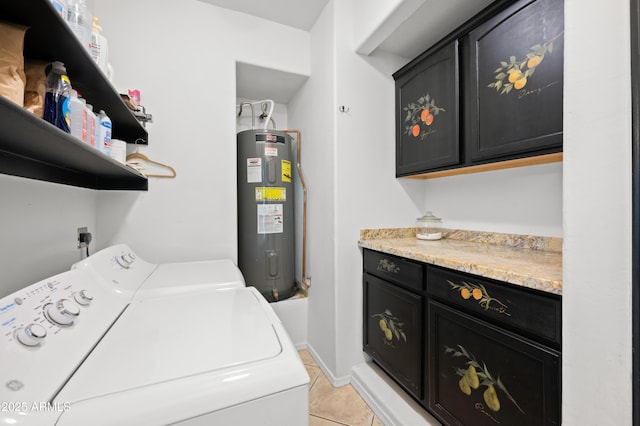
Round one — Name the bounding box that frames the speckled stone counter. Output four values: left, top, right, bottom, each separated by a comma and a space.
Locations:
358, 228, 562, 295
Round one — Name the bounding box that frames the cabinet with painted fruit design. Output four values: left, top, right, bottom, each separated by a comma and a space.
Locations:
426, 265, 561, 425
362, 249, 562, 425
363, 249, 424, 400
393, 0, 564, 177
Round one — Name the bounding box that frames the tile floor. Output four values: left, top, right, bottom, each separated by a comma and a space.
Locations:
299, 350, 384, 426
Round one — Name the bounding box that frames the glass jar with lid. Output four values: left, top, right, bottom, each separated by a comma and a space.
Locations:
416, 211, 442, 240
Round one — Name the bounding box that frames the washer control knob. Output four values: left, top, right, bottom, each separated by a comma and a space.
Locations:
46, 299, 80, 326
115, 254, 133, 269
16, 323, 47, 346
73, 290, 93, 306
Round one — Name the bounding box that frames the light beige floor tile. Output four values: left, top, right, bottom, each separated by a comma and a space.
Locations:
305, 364, 322, 389
310, 373, 374, 426
372, 415, 384, 426
309, 415, 348, 425
299, 349, 318, 367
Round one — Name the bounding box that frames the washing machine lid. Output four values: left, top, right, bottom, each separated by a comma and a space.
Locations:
56, 287, 282, 403
138, 259, 246, 298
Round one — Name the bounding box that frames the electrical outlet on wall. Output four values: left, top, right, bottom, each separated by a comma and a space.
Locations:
77, 227, 92, 248
77, 227, 92, 259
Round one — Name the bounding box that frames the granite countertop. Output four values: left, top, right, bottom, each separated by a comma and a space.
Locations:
358, 228, 562, 295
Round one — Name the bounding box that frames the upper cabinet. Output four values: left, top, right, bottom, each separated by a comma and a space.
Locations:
0, 0, 148, 190
394, 0, 564, 178
395, 41, 460, 176
466, 0, 563, 162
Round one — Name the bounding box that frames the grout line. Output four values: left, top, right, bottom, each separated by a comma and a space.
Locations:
302, 351, 378, 426
310, 414, 350, 426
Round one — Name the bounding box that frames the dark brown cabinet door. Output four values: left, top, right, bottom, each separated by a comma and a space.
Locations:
465, 0, 564, 161
363, 273, 423, 400
395, 41, 460, 176
428, 300, 560, 426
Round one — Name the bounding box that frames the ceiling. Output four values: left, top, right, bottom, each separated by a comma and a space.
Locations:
198, 0, 495, 59
196, 0, 330, 31
377, 0, 495, 59
236, 62, 308, 104
202, 0, 497, 103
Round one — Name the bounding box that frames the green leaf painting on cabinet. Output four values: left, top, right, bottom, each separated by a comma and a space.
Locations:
488, 32, 563, 97
372, 309, 407, 348
402, 93, 446, 140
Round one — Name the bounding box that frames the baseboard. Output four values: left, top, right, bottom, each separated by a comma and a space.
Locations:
351, 361, 441, 426
305, 344, 352, 387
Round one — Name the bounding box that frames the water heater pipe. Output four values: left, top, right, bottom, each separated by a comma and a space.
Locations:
284, 129, 311, 289
237, 100, 276, 130
259, 101, 277, 130
256, 99, 274, 130
237, 102, 255, 129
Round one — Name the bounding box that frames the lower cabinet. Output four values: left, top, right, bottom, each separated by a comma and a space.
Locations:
363, 273, 423, 400
362, 249, 561, 425
428, 300, 560, 425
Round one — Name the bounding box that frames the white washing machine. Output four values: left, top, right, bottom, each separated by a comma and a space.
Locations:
0, 249, 309, 425
72, 244, 246, 299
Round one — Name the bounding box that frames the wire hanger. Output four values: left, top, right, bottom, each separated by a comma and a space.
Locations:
126, 139, 177, 178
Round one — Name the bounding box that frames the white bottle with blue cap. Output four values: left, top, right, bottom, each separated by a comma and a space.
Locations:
97, 110, 111, 156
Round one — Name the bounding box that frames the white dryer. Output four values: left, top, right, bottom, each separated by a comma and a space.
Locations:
0, 252, 309, 425
72, 244, 246, 299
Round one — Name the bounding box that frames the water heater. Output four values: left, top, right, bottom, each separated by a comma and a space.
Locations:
237, 129, 296, 302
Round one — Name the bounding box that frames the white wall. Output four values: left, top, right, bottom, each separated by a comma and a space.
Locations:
333, 0, 428, 381
0, 175, 97, 297
93, 0, 310, 264
288, 1, 339, 376
563, 0, 632, 423
422, 162, 563, 236
351, 0, 423, 54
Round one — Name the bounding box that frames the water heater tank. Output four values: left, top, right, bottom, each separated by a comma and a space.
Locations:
237, 129, 296, 302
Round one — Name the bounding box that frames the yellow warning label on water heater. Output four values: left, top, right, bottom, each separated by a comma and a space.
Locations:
282, 160, 291, 183
255, 187, 286, 201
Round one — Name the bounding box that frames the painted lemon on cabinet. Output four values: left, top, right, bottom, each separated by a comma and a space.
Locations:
488, 32, 563, 97
459, 377, 472, 395
403, 93, 445, 141
445, 344, 525, 416
372, 309, 407, 347
484, 384, 501, 412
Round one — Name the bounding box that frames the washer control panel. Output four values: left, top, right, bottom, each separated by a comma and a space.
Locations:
0, 275, 95, 347
72, 244, 157, 297
113, 252, 137, 269
0, 268, 129, 405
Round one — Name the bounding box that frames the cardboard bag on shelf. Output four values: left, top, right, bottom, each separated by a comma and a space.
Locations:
23, 60, 48, 117
0, 21, 27, 106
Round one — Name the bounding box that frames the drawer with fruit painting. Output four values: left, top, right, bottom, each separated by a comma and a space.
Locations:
363, 249, 424, 293
427, 300, 560, 426
426, 265, 561, 348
